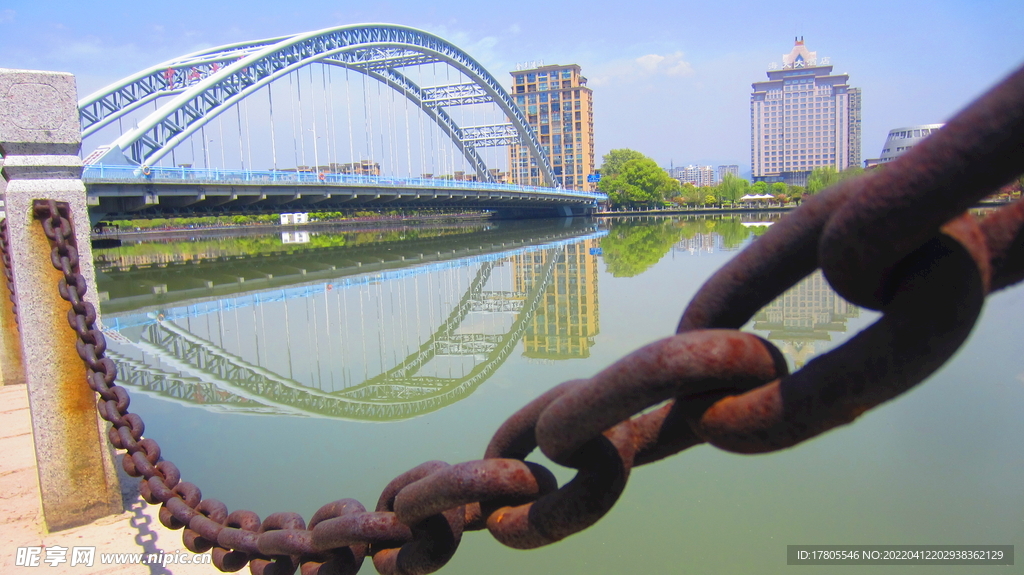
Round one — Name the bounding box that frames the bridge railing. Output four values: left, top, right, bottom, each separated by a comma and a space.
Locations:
82, 164, 608, 201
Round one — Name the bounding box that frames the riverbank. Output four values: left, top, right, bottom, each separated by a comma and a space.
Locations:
596, 205, 793, 217
0, 384, 210, 574
92, 212, 492, 243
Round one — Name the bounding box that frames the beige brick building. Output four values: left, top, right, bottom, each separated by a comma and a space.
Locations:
508, 64, 595, 191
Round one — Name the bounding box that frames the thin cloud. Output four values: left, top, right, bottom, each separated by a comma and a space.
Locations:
635, 52, 693, 76
589, 51, 694, 86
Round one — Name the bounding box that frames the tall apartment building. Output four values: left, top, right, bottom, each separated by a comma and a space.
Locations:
676, 165, 715, 187
751, 38, 861, 186
508, 64, 595, 191
718, 164, 739, 182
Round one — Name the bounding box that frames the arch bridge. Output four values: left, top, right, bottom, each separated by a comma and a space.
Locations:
78, 25, 603, 220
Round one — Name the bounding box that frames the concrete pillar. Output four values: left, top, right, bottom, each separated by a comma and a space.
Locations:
0, 68, 122, 531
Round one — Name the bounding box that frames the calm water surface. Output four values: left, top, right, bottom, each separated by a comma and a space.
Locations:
95, 215, 1023, 574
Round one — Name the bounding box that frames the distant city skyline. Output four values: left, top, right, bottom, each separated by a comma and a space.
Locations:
2, 0, 1022, 177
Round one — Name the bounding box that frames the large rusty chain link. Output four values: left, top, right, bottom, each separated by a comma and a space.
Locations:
29, 61, 1024, 575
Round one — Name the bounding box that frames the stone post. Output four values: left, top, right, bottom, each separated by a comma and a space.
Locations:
0, 68, 122, 531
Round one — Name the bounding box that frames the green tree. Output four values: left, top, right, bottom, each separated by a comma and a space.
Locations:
771, 182, 788, 197
806, 166, 841, 194
842, 166, 865, 179
717, 173, 750, 203
677, 183, 700, 205
599, 156, 680, 208
750, 181, 769, 195
599, 149, 647, 177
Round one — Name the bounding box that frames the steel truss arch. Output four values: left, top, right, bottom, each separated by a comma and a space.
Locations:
81, 24, 556, 186
78, 36, 293, 139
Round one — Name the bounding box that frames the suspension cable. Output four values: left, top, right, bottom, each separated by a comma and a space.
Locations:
236, 102, 245, 170
322, 65, 334, 170
363, 71, 374, 169
344, 67, 354, 171
289, 71, 299, 169
268, 84, 278, 170
243, 97, 253, 172
297, 69, 307, 169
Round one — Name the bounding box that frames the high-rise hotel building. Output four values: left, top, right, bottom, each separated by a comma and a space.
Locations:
751, 39, 861, 185
508, 64, 595, 191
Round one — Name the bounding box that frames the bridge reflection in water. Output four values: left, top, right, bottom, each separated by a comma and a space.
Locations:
100, 220, 603, 420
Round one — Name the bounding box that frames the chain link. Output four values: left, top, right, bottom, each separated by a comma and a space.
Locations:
0, 218, 19, 325
26, 62, 1024, 575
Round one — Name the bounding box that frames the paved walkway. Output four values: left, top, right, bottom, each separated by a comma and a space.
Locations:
1, 384, 213, 574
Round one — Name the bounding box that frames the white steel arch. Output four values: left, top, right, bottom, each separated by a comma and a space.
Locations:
79, 24, 555, 185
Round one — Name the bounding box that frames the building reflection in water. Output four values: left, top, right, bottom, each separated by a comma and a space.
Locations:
749, 270, 860, 369
672, 232, 721, 256
514, 236, 600, 359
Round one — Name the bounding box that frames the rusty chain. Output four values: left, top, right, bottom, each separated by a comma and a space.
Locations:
27, 61, 1024, 575
0, 218, 18, 325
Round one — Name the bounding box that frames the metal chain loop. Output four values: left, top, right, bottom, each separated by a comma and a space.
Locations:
27, 62, 1024, 575
0, 218, 19, 325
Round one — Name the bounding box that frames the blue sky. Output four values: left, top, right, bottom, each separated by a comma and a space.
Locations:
2, 0, 1022, 175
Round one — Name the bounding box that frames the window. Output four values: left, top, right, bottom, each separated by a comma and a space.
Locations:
515, 75, 524, 84
527, 73, 536, 82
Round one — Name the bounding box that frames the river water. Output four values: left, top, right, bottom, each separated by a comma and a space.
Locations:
94, 214, 1023, 574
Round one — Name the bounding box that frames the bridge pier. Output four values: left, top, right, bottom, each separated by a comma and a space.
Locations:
0, 68, 123, 531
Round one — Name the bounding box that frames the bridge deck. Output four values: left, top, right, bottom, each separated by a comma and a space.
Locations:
83, 165, 606, 218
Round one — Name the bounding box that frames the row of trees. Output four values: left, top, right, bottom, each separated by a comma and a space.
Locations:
597, 148, 865, 208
